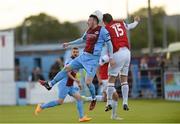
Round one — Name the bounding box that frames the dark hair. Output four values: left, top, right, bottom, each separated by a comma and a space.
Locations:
103, 13, 113, 24
72, 47, 79, 50
89, 15, 99, 24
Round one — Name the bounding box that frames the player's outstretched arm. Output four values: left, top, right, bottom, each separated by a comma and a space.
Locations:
124, 16, 140, 30
63, 32, 86, 48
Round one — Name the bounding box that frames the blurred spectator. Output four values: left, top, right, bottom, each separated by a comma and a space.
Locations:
140, 57, 149, 72
156, 55, 167, 98
159, 57, 166, 72
155, 55, 166, 97
28, 67, 44, 82
15, 59, 20, 81
155, 55, 166, 75
139, 56, 150, 79
22, 66, 29, 81
15, 65, 20, 81
139, 56, 155, 98
49, 58, 64, 80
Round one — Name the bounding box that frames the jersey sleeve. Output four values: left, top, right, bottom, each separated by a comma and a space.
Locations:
100, 27, 113, 58
123, 21, 138, 30
100, 27, 111, 42
106, 40, 113, 59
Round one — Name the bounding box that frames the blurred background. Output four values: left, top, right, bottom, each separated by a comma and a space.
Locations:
0, 0, 180, 106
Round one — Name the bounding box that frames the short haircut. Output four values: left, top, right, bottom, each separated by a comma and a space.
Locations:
89, 15, 99, 24
103, 13, 113, 24
72, 47, 79, 50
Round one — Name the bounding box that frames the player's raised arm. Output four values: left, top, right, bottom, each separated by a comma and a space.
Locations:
123, 16, 140, 30
63, 32, 86, 48
101, 27, 115, 67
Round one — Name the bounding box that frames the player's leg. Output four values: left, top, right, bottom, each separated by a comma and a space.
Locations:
40, 98, 64, 109
70, 87, 92, 122
38, 66, 71, 90
48, 66, 71, 87
39, 56, 83, 90
35, 95, 65, 115
111, 92, 123, 120
111, 92, 118, 118
92, 79, 108, 102
35, 79, 69, 115
81, 77, 105, 102
41, 81, 69, 109
104, 76, 122, 120
85, 77, 96, 99
100, 79, 108, 102
83, 54, 100, 100
35, 98, 64, 115
119, 48, 131, 111
105, 75, 116, 111
100, 79, 108, 101
82, 55, 99, 110
103, 91, 107, 102
120, 75, 129, 111
106, 51, 122, 111
85, 76, 97, 111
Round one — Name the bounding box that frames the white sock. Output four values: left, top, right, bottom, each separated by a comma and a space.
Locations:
96, 95, 104, 101
81, 96, 92, 101
111, 100, 118, 117
106, 83, 116, 106
121, 82, 129, 105
82, 95, 104, 101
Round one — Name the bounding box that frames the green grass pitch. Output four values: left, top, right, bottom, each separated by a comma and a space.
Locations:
0, 99, 180, 123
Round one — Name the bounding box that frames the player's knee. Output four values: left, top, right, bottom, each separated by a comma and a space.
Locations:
86, 77, 93, 85
103, 92, 107, 102
74, 94, 81, 101
113, 92, 118, 101
76, 96, 81, 101
109, 76, 116, 83
57, 99, 64, 104
121, 81, 128, 86
120, 75, 128, 83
